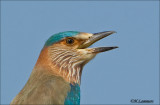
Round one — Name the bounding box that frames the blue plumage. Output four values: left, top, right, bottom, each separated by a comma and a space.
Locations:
45, 31, 80, 46
10, 31, 117, 105
64, 83, 80, 105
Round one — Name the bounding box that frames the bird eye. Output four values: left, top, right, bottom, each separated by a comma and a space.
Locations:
66, 38, 74, 44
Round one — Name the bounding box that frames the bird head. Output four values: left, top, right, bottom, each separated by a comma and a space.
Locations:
35, 31, 118, 85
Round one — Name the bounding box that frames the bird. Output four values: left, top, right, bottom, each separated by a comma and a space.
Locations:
10, 31, 118, 105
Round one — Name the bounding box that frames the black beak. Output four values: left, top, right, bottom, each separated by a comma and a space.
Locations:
79, 31, 117, 50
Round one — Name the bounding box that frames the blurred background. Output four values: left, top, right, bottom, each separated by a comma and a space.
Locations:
1, 1, 159, 104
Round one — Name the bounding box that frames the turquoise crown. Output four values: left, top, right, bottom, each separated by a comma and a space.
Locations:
45, 31, 80, 46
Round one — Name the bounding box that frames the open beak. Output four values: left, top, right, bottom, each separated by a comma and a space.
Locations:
79, 31, 118, 53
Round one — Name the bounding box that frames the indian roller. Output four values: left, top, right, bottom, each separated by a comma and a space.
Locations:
10, 31, 118, 105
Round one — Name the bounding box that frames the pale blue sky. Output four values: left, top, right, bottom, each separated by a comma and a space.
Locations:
1, 1, 159, 104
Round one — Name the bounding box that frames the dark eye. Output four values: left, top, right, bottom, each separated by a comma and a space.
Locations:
66, 38, 74, 44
